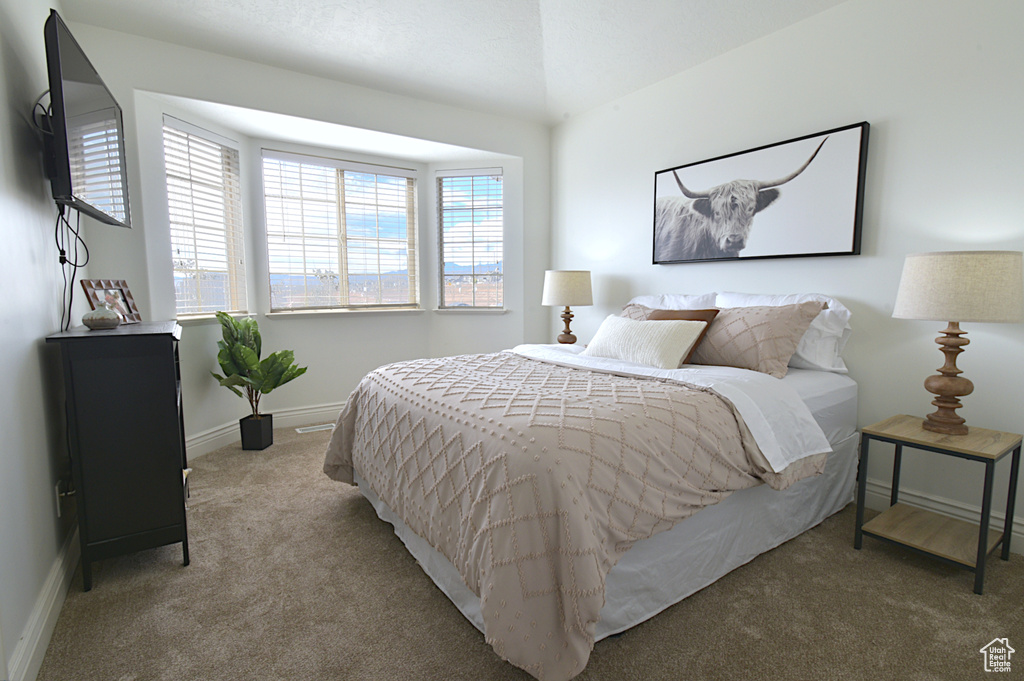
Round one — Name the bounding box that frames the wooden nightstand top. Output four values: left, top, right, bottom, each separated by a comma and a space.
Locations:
862, 414, 1022, 460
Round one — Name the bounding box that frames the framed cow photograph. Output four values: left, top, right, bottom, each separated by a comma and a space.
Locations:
652, 122, 869, 264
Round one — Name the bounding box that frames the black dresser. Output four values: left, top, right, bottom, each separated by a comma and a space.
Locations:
47, 321, 189, 590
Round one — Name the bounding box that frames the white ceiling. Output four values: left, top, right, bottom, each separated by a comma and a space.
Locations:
149, 92, 505, 163
63, 0, 848, 124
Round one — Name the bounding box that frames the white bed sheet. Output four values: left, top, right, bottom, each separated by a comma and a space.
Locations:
354, 364, 858, 641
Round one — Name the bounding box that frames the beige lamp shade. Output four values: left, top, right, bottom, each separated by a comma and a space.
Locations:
542, 270, 593, 307
892, 251, 1024, 323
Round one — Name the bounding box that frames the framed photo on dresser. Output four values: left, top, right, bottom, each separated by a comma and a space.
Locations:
81, 279, 141, 323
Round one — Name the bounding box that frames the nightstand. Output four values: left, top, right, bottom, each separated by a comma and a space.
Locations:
854, 414, 1021, 594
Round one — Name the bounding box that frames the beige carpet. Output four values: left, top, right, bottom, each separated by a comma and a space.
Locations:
37, 427, 1024, 681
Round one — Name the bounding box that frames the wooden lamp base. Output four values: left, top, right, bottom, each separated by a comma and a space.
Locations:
557, 305, 577, 344
921, 322, 973, 435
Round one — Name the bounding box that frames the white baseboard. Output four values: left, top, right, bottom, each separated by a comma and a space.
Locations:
185, 402, 344, 459
1, 610, 7, 681
864, 478, 1024, 555
7, 528, 79, 681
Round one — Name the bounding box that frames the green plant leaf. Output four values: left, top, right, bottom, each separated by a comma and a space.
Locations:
231, 344, 260, 373
256, 356, 279, 393
279, 364, 307, 387
210, 371, 244, 398
216, 346, 242, 377
238, 375, 264, 391
216, 311, 239, 347
252, 324, 262, 358
235, 317, 261, 359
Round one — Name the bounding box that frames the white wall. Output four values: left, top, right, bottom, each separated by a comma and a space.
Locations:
551, 0, 1024, 528
0, 0, 83, 678
64, 26, 550, 450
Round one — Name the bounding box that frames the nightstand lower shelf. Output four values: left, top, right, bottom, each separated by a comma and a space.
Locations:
862, 503, 1002, 568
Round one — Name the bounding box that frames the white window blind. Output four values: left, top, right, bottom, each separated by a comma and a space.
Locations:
262, 151, 418, 311
163, 120, 247, 316
67, 109, 128, 225
438, 170, 503, 308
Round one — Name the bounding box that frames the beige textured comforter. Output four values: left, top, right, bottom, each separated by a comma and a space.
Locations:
323, 351, 824, 680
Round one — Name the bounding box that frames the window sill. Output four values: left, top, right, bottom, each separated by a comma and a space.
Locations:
434, 308, 509, 315
265, 308, 426, 319
175, 312, 245, 326
178, 307, 503, 322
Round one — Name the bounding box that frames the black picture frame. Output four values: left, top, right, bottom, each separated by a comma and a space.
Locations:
652, 122, 869, 265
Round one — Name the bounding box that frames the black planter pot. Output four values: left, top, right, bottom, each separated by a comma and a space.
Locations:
240, 414, 273, 450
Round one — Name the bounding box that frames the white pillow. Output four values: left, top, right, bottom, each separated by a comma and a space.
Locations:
715, 292, 852, 373
627, 293, 717, 309
582, 315, 709, 369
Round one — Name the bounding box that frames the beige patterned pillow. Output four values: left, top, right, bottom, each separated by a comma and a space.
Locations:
620, 303, 652, 321
690, 302, 826, 378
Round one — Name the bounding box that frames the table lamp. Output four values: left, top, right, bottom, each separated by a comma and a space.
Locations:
892, 250, 1024, 435
542, 270, 593, 344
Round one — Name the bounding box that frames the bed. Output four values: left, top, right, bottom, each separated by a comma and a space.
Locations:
324, 292, 857, 680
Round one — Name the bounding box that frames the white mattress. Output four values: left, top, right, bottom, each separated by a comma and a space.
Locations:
355, 367, 858, 640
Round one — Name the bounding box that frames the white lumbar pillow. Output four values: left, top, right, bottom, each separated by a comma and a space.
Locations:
582, 314, 708, 370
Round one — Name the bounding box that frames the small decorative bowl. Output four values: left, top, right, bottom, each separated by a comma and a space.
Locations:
82, 304, 121, 330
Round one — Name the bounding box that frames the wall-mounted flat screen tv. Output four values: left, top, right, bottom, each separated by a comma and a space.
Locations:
43, 9, 131, 228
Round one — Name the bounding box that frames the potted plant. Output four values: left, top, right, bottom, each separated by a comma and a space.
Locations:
211, 311, 307, 450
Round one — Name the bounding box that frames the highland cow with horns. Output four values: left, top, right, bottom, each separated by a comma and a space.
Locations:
654, 138, 827, 262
